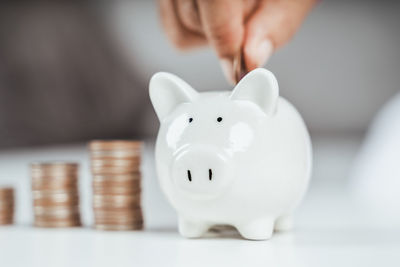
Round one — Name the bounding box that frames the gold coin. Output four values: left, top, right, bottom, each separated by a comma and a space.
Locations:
33, 196, 79, 207
34, 213, 80, 221
32, 190, 80, 206
0, 212, 14, 219
94, 209, 143, 221
90, 150, 141, 159
31, 180, 78, 191
93, 223, 143, 231
0, 187, 14, 198
92, 177, 140, 188
94, 218, 143, 226
31, 162, 78, 169
89, 140, 143, 151
33, 206, 80, 217
92, 194, 141, 208
94, 218, 143, 225
32, 189, 78, 197
31, 174, 78, 182
93, 208, 143, 215
233, 49, 247, 83
0, 218, 13, 225
91, 158, 141, 167
92, 173, 140, 182
31, 172, 78, 179
92, 185, 140, 195
0, 198, 14, 205
34, 220, 81, 228
30, 171, 78, 179
90, 165, 141, 175
0, 203, 14, 212
31, 162, 78, 174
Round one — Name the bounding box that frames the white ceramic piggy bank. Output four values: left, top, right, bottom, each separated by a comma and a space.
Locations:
149, 68, 312, 240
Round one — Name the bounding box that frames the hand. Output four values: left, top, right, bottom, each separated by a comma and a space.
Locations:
159, 0, 316, 83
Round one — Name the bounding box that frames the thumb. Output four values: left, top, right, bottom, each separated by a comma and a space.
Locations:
197, 0, 244, 83
243, 0, 316, 71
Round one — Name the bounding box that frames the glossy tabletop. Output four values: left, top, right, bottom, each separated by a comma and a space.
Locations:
0, 136, 399, 267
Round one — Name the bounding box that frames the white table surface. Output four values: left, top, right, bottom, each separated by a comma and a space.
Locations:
0, 136, 399, 267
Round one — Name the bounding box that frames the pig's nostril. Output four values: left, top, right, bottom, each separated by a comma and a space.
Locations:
209, 169, 212, 181
187, 170, 192, 182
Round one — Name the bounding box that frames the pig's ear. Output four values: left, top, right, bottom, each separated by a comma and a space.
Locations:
230, 68, 279, 115
149, 72, 198, 121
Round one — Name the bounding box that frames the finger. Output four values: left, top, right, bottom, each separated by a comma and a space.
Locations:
176, 0, 203, 34
243, 0, 316, 71
197, 0, 245, 83
159, 0, 206, 50
242, 0, 259, 21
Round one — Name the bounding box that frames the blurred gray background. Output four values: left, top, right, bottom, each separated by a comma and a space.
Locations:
0, 0, 399, 148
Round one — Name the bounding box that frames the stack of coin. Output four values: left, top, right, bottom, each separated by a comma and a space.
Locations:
89, 140, 143, 231
0, 187, 14, 225
31, 162, 81, 228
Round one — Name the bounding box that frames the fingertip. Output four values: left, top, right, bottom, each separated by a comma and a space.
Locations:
220, 58, 235, 85
257, 39, 274, 67
197, 0, 244, 59
244, 38, 274, 71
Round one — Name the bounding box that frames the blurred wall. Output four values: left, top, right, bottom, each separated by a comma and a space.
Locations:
106, 0, 400, 135
0, 3, 146, 148
0, 0, 399, 148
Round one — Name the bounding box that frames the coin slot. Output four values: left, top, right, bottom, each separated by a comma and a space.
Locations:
187, 170, 192, 182
209, 169, 212, 181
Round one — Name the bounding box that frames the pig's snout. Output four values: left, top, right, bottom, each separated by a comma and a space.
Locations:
172, 146, 232, 198
186, 169, 212, 182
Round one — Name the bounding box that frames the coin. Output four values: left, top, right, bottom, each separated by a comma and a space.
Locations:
90, 165, 140, 175
90, 150, 141, 159
0, 213, 14, 219
92, 186, 141, 195
94, 207, 142, 217
31, 162, 78, 169
94, 217, 143, 225
94, 216, 143, 225
32, 189, 78, 198
92, 176, 140, 187
34, 220, 81, 228
91, 158, 141, 168
92, 173, 140, 182
0, 187, 14, 225
0, 219, 13, 225
89, 140, 142, 151
31, 162, 81, 228
233, 49, 247, 83
93, 194, 141, 208
32, 179, 78, 191
89, 140, 144, 231
93, 223, 143, 231
34, 212, 80, 220
0, 202, 14, 211
33, 195, 79, 207
0, 187, 14, 198
31, 162, 78, 175
33, 206, 80, 217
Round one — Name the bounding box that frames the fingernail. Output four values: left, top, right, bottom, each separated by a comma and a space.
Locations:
256, 39, 274, 67
220, 58, 235, 85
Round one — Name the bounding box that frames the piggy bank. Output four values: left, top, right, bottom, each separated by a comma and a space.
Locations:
149, 68, 312, 240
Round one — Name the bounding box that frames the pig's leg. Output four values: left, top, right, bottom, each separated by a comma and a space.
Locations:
178, 217, 209, 238
236, 218, 274, 240
274, 215, 293, 231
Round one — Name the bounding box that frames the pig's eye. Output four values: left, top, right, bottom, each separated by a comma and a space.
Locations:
188, 117, 193, 123
217, 117, 223, 122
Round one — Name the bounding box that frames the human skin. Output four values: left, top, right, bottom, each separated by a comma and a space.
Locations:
159, 0, 316, 83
